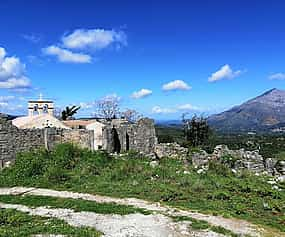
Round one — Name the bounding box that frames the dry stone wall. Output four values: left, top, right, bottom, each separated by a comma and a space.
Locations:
102, 118, 157, 154
0, 117, 94, 168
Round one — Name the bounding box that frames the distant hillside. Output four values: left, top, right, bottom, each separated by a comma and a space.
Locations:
0, 113, 18, 120
208, 88, 285, 133
155, 120, 182, 128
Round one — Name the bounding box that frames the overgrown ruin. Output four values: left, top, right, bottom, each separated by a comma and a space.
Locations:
0, 115, 157, 168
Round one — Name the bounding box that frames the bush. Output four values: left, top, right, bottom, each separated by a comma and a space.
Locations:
208, 161, 232, 176
220, 154, 238, 168
50, 143, 81, 170
7, 148, 49, 180
44, 166, 70, 183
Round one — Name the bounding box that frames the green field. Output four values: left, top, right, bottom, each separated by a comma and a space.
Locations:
0, 143, 284, 233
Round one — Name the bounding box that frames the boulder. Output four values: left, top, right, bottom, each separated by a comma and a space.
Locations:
155, 143, 188, 159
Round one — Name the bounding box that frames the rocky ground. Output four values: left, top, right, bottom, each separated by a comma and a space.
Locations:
0, 187, 283, 237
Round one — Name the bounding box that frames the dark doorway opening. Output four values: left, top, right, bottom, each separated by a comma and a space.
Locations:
126, 133, 130, 151
112, 127, 121, 153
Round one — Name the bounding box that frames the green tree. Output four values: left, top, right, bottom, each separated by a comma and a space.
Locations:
61, 105, 81, 121
182, 113, 211, 147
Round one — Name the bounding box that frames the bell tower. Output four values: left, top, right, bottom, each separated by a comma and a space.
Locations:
28, 94, 54, 117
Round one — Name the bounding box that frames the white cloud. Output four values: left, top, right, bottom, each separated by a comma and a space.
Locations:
0, 95, 15, 102
0, 47, 31, 90
22, 34, 41, 43
131, 88, 152, 99
43, 46, 91, 63
269, 73, 285, 80
162, 80, 191, 91
177, 103, 200, 111
62, 29, 127, 50
0, 96, 14, 108
208, 64, 242, 82
0, 77, 31, 89
151, 106, 177, 114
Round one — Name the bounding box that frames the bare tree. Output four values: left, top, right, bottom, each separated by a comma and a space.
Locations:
93, 95, 120, 120
121, 109, 142, 122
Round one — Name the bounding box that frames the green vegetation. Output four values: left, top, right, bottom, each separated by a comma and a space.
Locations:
0, 195, 151, 215
156, 125, 285, 158
171, 215, 211, 230
182, 114, 211, 147
0, 143, 284, 233
172, 215, 241, 237
0, 208, 101, 237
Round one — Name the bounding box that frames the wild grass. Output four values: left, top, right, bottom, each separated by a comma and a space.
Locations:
0, 143, 284, 232
0, 208, 101, 237
0, 195, 151, 215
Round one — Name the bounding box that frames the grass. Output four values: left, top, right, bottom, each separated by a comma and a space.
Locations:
171, 215, 242, 237
0, 143, 284, 233
0, 195, 151, 215
0, 208, 101, 237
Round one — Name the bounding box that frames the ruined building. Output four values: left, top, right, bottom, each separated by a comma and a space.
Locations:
0, 97, 157, 168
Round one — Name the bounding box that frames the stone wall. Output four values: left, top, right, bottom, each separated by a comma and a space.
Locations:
191, 145, 285, 176
102, 118, 157, 154
0, 117, 45, 168
0, 117, 94, 168
155, 143, 188, 159
0, 116, 157, 168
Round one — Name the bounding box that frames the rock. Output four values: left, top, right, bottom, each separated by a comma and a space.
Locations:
267, 180, 276, 185
149, 161, 159, 168
276, 161, 285, 175
191, 150, 211, 167
197, 168, 205, 174
265, 158, 278, 175
276, 175, 285, 183
190, 145, 276, 175
155, 143, 188, 159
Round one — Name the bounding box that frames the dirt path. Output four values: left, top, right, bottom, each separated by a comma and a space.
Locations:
0, 202, 221, 237
0, 187, 281, 237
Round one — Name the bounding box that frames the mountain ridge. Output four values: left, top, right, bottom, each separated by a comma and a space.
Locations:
208, 88, 285, 133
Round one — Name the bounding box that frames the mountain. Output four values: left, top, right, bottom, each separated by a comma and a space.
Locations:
208, 88, 285, 133
0, 113, 19, 120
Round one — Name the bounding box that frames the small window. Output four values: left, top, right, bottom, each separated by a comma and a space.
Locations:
43, 104, 49, 113
33, 104, 39, 115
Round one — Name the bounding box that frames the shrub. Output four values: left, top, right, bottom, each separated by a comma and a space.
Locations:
220, 154, 239, 168
7, 148, 49, 180
208, 161, 232, 176
44, 166, 70, 183
50, 143, 81, 170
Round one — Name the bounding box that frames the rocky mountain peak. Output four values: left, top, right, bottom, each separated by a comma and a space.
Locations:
208, 88, 285, 132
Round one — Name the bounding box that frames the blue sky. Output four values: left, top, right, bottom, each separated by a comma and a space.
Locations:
1, 0, 285, 119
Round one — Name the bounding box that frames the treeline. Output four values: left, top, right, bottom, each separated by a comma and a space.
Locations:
156, 115, 285, 158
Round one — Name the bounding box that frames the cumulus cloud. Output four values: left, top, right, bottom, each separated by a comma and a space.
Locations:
268, 73, 285, 80
152, 106, 177, 114
43, 28, 127, 63
162, 80, 191, 91
62, 29, 127, 50
208, 64, 242, 82
0, 47, 31, 90
42, 46, 91, 63
0, 77, 31, 89
152, 103, 203, 114
131, 88, 152, 99
177, 103, 200, 111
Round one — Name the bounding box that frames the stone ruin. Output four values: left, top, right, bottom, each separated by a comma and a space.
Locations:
0, 115, 158, 169
191, 144, 285, 177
